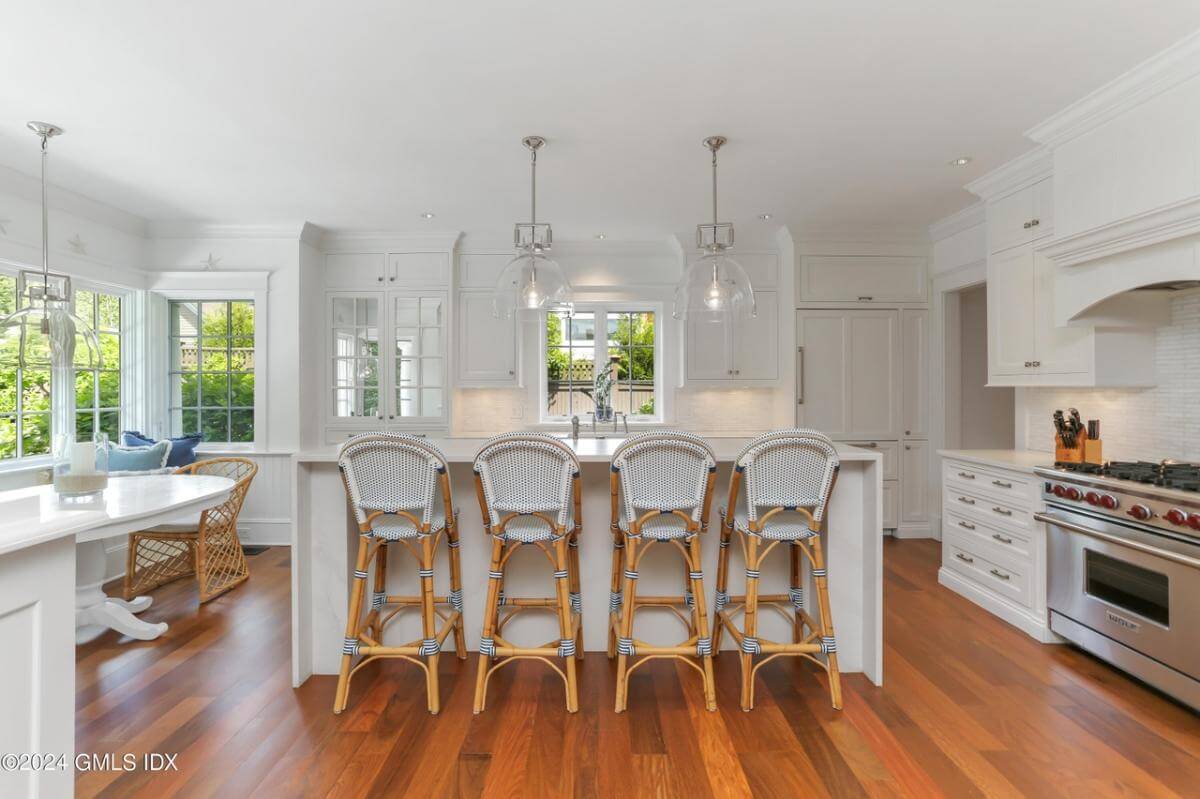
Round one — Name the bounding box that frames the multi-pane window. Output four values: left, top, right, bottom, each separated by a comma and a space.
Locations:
0, 275, 124, 460
544, 306, 658, 421
74, 288, 122, 442
169, 300, 255, 443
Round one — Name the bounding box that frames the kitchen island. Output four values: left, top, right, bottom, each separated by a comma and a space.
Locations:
291, 437, 884, 688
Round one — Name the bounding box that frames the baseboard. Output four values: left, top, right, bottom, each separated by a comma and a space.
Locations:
938, 566, 1062, 644
893, 523, 934, 540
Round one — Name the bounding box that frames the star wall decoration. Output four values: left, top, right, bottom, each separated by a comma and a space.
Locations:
201, 253, 222, 270
66, 234, 87, 255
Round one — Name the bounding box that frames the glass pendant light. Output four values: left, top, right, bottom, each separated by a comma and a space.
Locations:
672, 136, 756, 324
492, 136, 573, 318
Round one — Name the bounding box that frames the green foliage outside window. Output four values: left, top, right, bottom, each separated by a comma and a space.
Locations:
169, 300, 255, 443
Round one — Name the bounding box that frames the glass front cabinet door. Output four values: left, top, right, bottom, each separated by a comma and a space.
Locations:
327, 291, 448, 432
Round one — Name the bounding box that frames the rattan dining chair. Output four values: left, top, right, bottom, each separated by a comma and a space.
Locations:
608, 431, 718, 712
712, 429, 843, 711
124, 456, 258, 604
333, 434, 467, 715
472, 433, 584, 713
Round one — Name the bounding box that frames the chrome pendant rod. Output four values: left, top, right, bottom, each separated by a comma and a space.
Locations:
703, 135, 726, 227
531, 145, 537, 224
40, 132, 48, 282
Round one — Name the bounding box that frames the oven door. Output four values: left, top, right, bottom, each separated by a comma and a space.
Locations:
1041, 507, 1200, 679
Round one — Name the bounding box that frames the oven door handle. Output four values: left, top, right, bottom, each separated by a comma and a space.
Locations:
1035, 512, 1200, 571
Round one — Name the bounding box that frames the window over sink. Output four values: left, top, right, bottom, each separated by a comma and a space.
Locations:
541, 305, 660, 424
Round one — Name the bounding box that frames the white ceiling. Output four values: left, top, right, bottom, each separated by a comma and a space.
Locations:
2, 1, 1199, 240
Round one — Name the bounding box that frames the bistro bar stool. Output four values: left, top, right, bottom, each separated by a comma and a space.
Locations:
333, 433, 466, 715
713, 428, 842, 711
472, 433, 584, 713
609, 431, 718, 712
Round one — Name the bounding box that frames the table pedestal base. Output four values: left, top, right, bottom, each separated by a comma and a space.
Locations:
75, 539, 167, 644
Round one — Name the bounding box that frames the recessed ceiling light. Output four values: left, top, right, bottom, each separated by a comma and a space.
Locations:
949, 156, 972, 167
758, 213, 773, 221
419, 211, 435, 219
594, 233, 607, 240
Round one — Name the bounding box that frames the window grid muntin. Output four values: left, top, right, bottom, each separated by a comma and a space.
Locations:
168, 300, 255, 443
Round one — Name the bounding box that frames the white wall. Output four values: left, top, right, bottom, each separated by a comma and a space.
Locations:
1015, 287, 1200, 460
958, 285, 1013, 449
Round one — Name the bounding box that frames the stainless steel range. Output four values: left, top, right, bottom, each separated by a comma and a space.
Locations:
1035, 461, 1200, 709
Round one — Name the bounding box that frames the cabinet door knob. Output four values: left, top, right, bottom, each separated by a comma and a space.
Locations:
905, 430, 911, 435
1022, 221, 1032, 229
904, 445, 911, 450
1030, 218, 1040, 227
508, 370, 515, 376
377, 276, 384, 282
1031, 360, 1040, 367
389, 276, 395, 282
857, 296, 873, 302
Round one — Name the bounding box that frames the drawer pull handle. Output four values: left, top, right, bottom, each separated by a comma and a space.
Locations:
992, 506, 1013, 516
957, 497, 976, 505
958, 521, 976, 530
1022, 221, 1032, 229
992, 479, 1013, 488
956, 553, 974, 564
957, 471, 975, 479
992, 533, 1013, 544
989, 569, 1011, 581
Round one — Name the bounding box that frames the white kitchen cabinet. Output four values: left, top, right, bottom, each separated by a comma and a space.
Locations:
684, 290, 779, 384
901, 309, 928, 439
324, 252, 449, 289
326, 290, 448, 430
796, 308, 900, 440
987, 246, 1037, 376
797, 255, 927, 303
987, 178, 1053, 254
457, 290, 518, 387
882, 480, 898, 529
1031, 249, 1089, 375
900, 440, 929, 526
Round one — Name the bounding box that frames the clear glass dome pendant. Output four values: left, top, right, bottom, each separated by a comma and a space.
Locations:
493, 136, 573, 318
672, 136, 756, 323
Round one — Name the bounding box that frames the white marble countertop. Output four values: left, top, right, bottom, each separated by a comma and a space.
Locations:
937, 449, 1053, 473
294, 437, 883, 464
0, 474, 234, 557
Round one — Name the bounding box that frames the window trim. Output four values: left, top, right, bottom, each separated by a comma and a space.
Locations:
538, 302, 663, 424
155, 287, 267, 450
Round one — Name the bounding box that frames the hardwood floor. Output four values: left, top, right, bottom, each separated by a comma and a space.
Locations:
76, 539, 1200, 797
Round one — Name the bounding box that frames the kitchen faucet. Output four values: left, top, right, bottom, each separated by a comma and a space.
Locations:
570, 415, 580, 443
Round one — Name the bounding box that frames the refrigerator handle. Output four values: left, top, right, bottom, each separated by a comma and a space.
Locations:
796, 346, 804, 405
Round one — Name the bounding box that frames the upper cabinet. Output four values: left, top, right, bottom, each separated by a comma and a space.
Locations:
456, 290, 518, 387
325, 251, 450, 289
987, 178, 1054, 253
798, 255, 927, 304
685, 290, 779, 384
900, 309, 928, 439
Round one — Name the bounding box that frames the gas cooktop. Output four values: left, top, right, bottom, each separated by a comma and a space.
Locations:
1052, 460, 1200, 493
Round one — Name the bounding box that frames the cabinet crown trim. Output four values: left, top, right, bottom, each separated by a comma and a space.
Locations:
1035, 194, 1200, 268
965, 149, 1053, 202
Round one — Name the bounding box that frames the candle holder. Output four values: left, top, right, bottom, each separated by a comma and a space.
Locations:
53, 432, 109, 507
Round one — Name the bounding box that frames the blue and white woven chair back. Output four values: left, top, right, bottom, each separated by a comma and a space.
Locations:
473, 433, 579, 530
612, 431, 716, 524
737, 428, 839, 524
338, 433, 448, 531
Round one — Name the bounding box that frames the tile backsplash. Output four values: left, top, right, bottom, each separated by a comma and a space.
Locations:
1016, 288, 1200, 461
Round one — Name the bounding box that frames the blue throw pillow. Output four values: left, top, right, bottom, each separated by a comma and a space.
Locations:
105, 440, 171, 472
121, 431, 202, 467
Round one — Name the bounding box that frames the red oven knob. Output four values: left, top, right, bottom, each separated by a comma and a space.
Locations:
1052, 485, 1067, 498
1100, 494, 1119, 509
1165, 508, 1188, 526
1084, 491, 1101, 505
1127, 504, 1153, 521
1188, 514, 1200, 531
1065, 487, 1082, 501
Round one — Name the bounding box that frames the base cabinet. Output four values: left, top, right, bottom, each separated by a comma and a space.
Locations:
938, 455, 1053, 641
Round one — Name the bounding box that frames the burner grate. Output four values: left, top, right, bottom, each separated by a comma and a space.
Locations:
1053, 460, 1200, 492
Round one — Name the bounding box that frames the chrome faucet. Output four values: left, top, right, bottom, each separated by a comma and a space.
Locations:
570, 415, 580, 443
588, 411, 628, 438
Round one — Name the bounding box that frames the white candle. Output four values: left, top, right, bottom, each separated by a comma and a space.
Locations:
70, 441, 96, 475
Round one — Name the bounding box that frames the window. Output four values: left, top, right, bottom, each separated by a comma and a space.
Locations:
543, 306, 659, 422
0, 275, 125, 460
169, 300, 255, 443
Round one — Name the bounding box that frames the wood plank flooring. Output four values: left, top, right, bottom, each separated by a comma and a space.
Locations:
76, 539, 1200, 797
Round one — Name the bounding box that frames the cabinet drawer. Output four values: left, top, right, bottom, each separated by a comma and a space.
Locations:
847, 441, 898, 479
943, 508, 1031, 561
946, 490, 1031, 534
944, 530, 1031, 608
942, 460, 1033, 507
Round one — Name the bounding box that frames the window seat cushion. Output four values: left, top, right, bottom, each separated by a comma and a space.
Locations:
121, 431, 202, 467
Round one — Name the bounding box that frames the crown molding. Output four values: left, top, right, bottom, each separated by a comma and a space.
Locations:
1027, 30, 1200, 148
146, 221, 311, 240
299, 221, 325, 248
928, 202, 985, 242
786, 224, 930, 246
964, 146, 1052, 201
318, 229, 463, 252
0, 164, 149, 238
1035, 195, 1200, 267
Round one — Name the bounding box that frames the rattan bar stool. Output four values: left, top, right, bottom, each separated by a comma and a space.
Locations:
712, 428, 843, 711
472, 433, 584, 713
608, 431, 718, 712
333, 433, 466, 715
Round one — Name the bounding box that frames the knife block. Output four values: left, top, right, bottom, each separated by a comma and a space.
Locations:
1055, 431, 1088, 463
1084, 439, 1103, 465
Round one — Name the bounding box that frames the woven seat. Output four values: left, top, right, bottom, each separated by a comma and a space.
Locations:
124, 457, 257, 605
333, 433, 466, 716
713, 428, 843, 712
609, 431, 718, 712
472, 433, 584, 714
